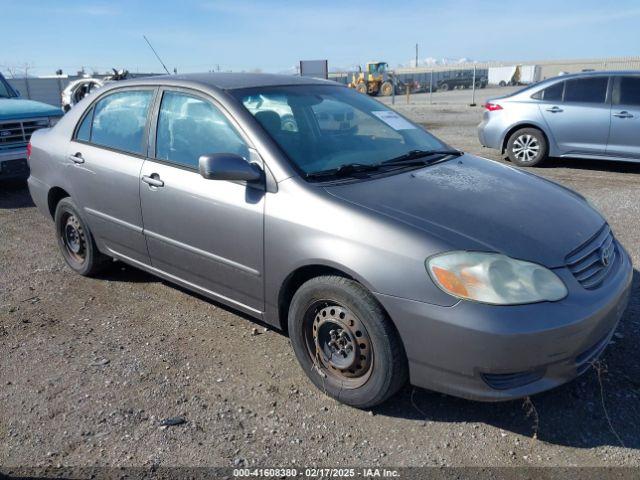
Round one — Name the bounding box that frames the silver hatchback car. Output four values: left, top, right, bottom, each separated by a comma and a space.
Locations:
478, 71, 640, 167
28, 73, 632, 408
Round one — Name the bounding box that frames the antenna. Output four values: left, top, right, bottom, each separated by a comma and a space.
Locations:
143, 35, 171, 75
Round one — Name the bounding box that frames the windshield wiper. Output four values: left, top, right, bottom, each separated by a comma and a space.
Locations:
306, 162, 383, 180
305, 149, 463, 181
382, 149, 462, 165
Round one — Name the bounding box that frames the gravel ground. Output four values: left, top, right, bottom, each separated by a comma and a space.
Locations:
1, 87, 639, 470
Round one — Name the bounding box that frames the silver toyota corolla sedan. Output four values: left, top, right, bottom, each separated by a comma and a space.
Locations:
478, 71, 640, 167
27, 73, 632, 408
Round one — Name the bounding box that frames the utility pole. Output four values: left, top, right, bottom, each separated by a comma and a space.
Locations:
415, 43, 419, 68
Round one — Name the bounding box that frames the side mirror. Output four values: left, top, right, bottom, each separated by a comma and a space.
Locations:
198, 153, 263, 182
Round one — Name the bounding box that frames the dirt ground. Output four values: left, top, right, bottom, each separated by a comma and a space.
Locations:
1, 87, 639, 470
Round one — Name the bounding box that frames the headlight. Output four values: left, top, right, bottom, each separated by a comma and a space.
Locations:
426, 252, 567, 305
49, 116, 61, 127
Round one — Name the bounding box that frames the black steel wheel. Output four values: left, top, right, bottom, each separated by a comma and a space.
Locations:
305, 302, 374, 389
288, 275, 408, 408
54, 197, 109, 276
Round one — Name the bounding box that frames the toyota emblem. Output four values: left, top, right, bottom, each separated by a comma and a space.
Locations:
600, 245, 613, 267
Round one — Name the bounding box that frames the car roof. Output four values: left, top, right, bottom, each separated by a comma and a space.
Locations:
550, 70, 640, 80
117, 72, 337, 91
504, 70, 640, 98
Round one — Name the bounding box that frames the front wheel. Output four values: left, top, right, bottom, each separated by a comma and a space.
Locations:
439, 83, 449, 91
355, 83, 368, 95
288, 276, 408, 408
506, 128, 548, 167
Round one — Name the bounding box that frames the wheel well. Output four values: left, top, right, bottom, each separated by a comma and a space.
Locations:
47, 187, 70, 218
277, 265, 355, 332
501, 124, 548, 153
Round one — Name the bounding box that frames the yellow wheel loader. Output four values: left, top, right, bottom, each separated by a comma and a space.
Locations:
349, 62, 397, 96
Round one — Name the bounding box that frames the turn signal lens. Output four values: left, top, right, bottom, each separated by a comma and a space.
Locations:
431, 266, 469, 297
426, 252, 567, 305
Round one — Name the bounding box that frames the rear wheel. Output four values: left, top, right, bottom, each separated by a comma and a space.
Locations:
506, 128, 548, 167
439, 83, 450, 91
380, 81, 394, 96
54, 197, 109, 276
288, 276, 408, 408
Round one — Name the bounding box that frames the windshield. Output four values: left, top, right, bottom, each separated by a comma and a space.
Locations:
233, 85, 448, 176
0, 75, 17, 98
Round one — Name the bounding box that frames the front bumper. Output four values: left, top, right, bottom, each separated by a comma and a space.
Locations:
376, 245, 633, 401
0, 148, 29, 181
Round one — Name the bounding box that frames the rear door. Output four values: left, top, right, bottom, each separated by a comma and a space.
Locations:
606, 75, 640, 159
539, 76, 611, 155
139, 88, 265, 314
67, 88, 156, 264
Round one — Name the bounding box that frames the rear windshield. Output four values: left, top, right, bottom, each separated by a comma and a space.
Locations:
232, 85, 447, 176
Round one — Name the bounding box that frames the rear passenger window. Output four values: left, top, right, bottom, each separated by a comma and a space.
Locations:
90, 90, 153, 154
155, 91, 248, 169
76, 107, 94, 142
535, 82, 563, 101
617, 77, 640, 106
564, 77, 608, 104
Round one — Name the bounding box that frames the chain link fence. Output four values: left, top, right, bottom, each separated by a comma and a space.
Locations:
329, 56, 640, 105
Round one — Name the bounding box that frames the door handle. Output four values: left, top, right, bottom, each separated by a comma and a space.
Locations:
546, 106, 563, 113
613, 111, 633, 119
141, 174, 164, 187
69, 152, 84, 164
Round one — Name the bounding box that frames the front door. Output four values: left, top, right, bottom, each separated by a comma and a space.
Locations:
66, 88, 156, 264
139, 89, 264, 314
606, 75, 640, 159
539, 76, 611, 155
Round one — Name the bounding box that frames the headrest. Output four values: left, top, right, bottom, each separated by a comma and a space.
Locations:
255, 110, 282, 133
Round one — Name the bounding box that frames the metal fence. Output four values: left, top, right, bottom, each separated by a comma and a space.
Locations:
6, 76, 69, 107
5, 73, 159, 108
329, 56, 640, 105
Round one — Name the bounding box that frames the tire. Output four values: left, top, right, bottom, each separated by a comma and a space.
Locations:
380, 81, 394, 96
288, 275, 408, 408
355, 83, 368, 95
506, 128, 548, 167
439, 83, 449, 91
499, 80, 507, 87
54, 197, 110, 276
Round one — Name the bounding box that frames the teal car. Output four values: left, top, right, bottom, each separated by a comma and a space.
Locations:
0, 73, 63, 181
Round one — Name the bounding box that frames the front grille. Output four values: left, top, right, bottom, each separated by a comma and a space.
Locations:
0, 118, 49, 151
481, 370, 545, 390
566, 225, 617, 290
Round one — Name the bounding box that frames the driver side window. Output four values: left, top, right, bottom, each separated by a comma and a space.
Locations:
156, 91, 249, 169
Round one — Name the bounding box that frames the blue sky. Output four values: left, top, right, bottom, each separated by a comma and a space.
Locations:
2, 0, 640, 76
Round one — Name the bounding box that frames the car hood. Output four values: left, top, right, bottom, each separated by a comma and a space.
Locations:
0, 98, 63, 121
324, 154, 604, 268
